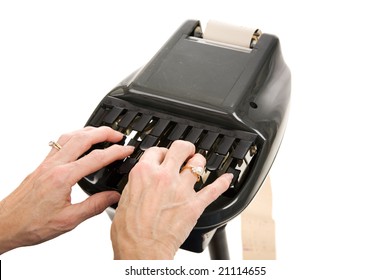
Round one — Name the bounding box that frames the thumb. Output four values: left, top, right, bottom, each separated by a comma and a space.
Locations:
195, 173, 233, 210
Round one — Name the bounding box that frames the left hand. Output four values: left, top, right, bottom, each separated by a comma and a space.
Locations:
0, 126, 134, 254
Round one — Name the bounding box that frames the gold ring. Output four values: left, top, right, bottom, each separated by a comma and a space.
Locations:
49, 141, 62, 151
180, 165, 205, 182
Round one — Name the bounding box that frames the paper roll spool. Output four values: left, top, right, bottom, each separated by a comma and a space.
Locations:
203, 20, 260, 48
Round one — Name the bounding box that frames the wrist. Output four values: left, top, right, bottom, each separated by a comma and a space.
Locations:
111, 227, 175, 260
113, 243, 175, 260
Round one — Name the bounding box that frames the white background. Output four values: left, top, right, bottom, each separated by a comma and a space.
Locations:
1, 0, 389, 279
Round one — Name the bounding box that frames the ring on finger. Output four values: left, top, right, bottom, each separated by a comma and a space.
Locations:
49, 140, 62, 151
180, 165, 205, 182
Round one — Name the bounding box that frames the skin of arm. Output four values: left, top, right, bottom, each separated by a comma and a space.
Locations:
0, 127, 231, 259
110, 140, 232, 259
0, 126, 133, 254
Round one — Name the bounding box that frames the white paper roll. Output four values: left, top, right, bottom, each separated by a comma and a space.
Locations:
203, 20, 260, 48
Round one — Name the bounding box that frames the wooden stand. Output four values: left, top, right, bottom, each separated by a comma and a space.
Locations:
241, 176, 276, 259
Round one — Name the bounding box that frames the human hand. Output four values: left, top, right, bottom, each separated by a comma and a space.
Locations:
110, 140, 233, 259
0, 126, 134, 254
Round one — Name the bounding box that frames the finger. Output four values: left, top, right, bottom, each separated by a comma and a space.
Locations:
138, 146, 168, 165
162, 140, 195, 171
64, 144, 134, 185
194, 173, 233, 210
180, 153, 206, 185
54, 126, 127, 163
69, 191, 120, 225
46, 127, 97, 158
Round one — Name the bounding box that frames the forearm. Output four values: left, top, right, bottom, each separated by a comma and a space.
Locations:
0, 175, 42, 255
0, 199, 23, 254
0, 177, 51, 255
0, 226, 19, 255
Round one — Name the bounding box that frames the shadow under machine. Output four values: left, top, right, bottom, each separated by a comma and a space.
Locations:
78, 20, 291, 259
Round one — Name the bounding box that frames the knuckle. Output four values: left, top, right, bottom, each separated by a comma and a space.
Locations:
57, 132, 72, 145
53, 216, 77, 232
57, 127, 93, 145
171, 140, 195, 153
96, 125, 114, 135
158, 167, 175, 182
207, 185, 220, 200
130, 160, 152, 176
145, 146, 163, 154
87, 148, 106, 163
192, 153, 206, 166
35, 165, 68, 187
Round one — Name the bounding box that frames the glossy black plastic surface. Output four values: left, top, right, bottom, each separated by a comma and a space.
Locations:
78, 20, 290, 253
